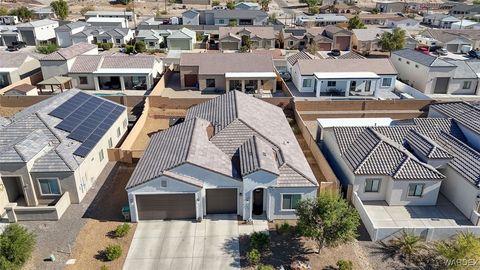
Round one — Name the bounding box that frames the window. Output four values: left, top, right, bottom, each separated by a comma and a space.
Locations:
206, 79, 216, 88
79, 76, 88, 85
38, 178, 61, 195
382, 78, 392, 87
365, 179, 380, 192
117, 127, 121, 138
408, 183, 424, 197
302, 79, 312, 88
99, 149, 104, 162
102, 39, 108, 43
218, 19, 225, 24
123, 119, 128, 128
115, 38, 121, 44
327, 81, 336, 87
108, 138, 113, 148
463, 81, 472, 89
149, 41, 155, 47
289, 41, 294, 46
282, 194, 301, 210
161, 180, 167, 187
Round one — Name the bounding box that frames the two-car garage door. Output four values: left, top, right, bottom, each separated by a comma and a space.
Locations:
136, 194, 196, 220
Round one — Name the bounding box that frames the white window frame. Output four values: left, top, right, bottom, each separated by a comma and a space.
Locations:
117, 127, 121, 138
364, 178, 381, 193
281, 193, 302, 211
381, 78, 392, 87
302, 79, 312, 88
408, 183, 425, 197
108, 137, 113, 148
99, 149, 104, 162
37, 178, 62, 196
463, 81, 472, 89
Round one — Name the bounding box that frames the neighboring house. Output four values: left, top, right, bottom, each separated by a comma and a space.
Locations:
86, 17, 128, 28
345, 13, 403, 25
32, 7, 55, 20
95, 28, 134, 47
203, 10, 268, 26
55, 21, 90, 48
323, 25, 352, 51
181, 0, 209, 5
0, 25, 21, 46
179, 53, 277, 94
449, 4, 480, 17
69, 54, 163, 92
125, 90, 318, 222
451, 20, 480, 30
295, 14, 348, 26
286, 51, 316, 74
0, 89, 128, 222
84, 11, 136, 22
319, 3, 360, 14
375, 1, 407, 13
218, 27, 275, 50
352, 28, 391, 54
420, 29, 480, 52
3, 84, 38, 96
391, 48, 480, 95
136, 29, 169, 49
39, 43, 99, 80
167, 27, 196, 50
291, 58, 397, 98
0, 53, 41, 89
16, 19, 58, 46
182, 10, 200, 25
280, 27, 331, 50
70, 27, 100, 45
0, 16, 19, 25
384, 17, 420, 29
235, 2, 260, 10
422, 14, 460, 29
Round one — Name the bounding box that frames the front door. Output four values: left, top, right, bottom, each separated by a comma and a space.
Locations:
1, 176, 23, 203
434, 77, 449, 94
252, 188, 264, 215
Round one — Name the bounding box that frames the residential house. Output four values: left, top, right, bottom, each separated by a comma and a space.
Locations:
291, 58, 397, 98
352, 28, 391, 54
280, 27, 331, 50
384, 17, 420, 29
375, 1, 407, 13
95, 28, 134, 47
0, 16, 19, 25
136, 29, 169, 49
68, 54, 163, 92
86, 17, 128, 28
179, 53, 277, 94
16, 19, 58, 46
181, 0, 209, 5
125, 90, 318, 221
323, 25, 352, 51
167, 28, 196, 50
182, 10, 200, 25
218, 27, 275, 50
0, 53, 41, 89
391, 48, 479, 95
345, 13, 403, 25
55, 21, 90, 48
3, 84, 38, 96
32, 7, 55, 20
420, 29, 480, 52
0, 89, 128, 222
235, 2, 260, 10
70, 27, 100, 45
39, 43, 99, 80
422, 14, 460, 29
449, 4, 480, 17
295, 14, 348, 27
451, 20, 480, 30
84, 11, 136, 22
286, 51, 316, 74
203, 9, 268, 26
0, 25, 21, 46
318, 3, 360, 14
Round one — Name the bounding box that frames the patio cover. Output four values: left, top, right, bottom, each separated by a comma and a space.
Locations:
314, 72, 380, 80
225, 72, 277, 78
37, 76, 72, 93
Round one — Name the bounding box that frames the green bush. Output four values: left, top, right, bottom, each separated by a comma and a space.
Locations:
100, 265, 109, 270
276, 222, 290, 235
337, 259, 353, 270
104, 244, 122, 261
0, 224, 36, 270
250, 232, 269, 251
247, 248, 261, 266
258, 265, 274, 270
36, 43, 58, 54
135, 41, 146, 53
211, 0, 220, 6
97, 42, 113, 51
114, 223, 131, 238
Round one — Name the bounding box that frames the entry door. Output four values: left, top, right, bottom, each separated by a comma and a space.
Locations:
252, 188, 264, 215
434, 77, 450, 94
1, 177, 23, 203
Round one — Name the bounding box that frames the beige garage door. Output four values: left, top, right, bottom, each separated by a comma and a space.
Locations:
206, 189, 237, 214
221, 42, 239, 50
136, 194, 196, 220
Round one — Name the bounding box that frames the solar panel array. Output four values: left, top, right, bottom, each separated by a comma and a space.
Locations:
49, 92, 125, 157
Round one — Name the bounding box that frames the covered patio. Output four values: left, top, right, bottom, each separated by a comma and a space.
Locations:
314, 72, 380, 97
225, 72, 277, 95
37, 76, 73, 94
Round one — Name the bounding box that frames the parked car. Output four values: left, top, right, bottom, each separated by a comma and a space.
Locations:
7, 41, 26, 51
435, 48, 448, 56
468, 50, 480, 59
279, 71, 291, 81
330, 49, 341, 56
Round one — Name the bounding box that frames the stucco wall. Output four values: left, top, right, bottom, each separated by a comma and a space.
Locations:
386, 179, 441, 206
441, 167, 478, 222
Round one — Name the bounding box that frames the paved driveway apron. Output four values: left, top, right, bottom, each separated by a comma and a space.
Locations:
123, 214, 240, 270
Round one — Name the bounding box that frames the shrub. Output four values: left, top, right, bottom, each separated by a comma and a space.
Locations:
276, 222, 290, 235
337, 259, 353, 270
114, 223, 131, 238
100, 265, 109, 270
36, 43, 58, 54
258, 265, 274, 270
97, 42, 113, 51
250, 232, 269, 251
125, 45, 134, 54
247, 248, 261, 266
80, 5, 94, 16
0, 224, 36, 269
211, 0, 220, 6
104, 244, 122, 261
135, 41, 146, 53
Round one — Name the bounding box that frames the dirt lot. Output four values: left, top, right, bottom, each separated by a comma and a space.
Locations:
240, 221, 372, 270
0, 106, 23, 117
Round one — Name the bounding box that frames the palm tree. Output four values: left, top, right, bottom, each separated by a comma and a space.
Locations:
389, 230, 424, 262
259, 0, 271, 12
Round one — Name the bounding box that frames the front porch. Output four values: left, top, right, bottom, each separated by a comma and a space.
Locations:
4, 192, 71, 222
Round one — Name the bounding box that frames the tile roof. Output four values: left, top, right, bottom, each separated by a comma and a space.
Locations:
219, 27, 275, 40
55, 21, 89, 31
287, 51, 314, 65
0, 53, 30, 68
406, 129, 452, 159
352, 28, 391, 41
239, 136, 279, 176
421, 29, 479, 43
430, 102, 480, 134
297, 58, 397, 75
180, 53, 274, 75
207, 9, 268, 19
70, 54, 157, 73
69, 55, 103, 73
445, 60, 478, 79
41, 43, 97, 61
16, 19, 57, 28
392, 48, 456, 67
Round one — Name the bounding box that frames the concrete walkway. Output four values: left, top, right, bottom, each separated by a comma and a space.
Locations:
124, 214, 243, 270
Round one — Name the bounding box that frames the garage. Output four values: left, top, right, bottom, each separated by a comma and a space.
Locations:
221, 42, 239, 50
318, 42, 332, 51
446, 44, 459, 53
184, 74, 198, 88
136, 194, 196, 220
206, 188, 237, 214
335, 36, 351, 51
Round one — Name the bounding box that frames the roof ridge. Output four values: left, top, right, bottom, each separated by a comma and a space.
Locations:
53, 148, 75, 171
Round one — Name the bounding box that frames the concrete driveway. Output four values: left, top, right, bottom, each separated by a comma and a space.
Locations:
123, 214, 240, 270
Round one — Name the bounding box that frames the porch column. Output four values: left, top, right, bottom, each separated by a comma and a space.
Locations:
94, 76, 100, 91
120, 77, 126, 91
146, 76, 152, 90
272, 78, 277, 93
226, 79, 230, 92
345, 80, 350, 97
241, 80, 245, 92
316, 80, 321, 98
257, 80, 261, 94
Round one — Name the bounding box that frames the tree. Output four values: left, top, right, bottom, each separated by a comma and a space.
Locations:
239, 35, 252, 52
474, 0, 480, 5
211, 0, 220, 6
259, 0, 271, 12
9, 7, 33, 22
389, 230, 425, 262
0, 224, 36, 270
80, 5, 94, 16
50, 0, 69, 20
378, 27, 406, 55
306, 43, 319, 55
347, 15, 365, 30
135, 41, 146, 53
296, 191, 360, 253
0, 7, 8, 16
228, 19, 237, 27
226, 1, 235, 10
36, 43, 58, 54
436, 232, 480, 270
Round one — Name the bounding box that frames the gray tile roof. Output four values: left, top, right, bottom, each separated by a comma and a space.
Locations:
207, 9, 268, 20
406, 130, 452, 159
445, 60, 478, 79
392, 48, 456, 67
70, 54, 157, 73
41, 43, 97, 61
287, 51, 314, 65
430, 102, 480, 134
55, 21, 89, 31
68, 55, 103, 73
239, 136, 279, 176
0, 53, 30, 68
180, 53, 274, 75
0, 117, 10, 127
182, 9, 200, 19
